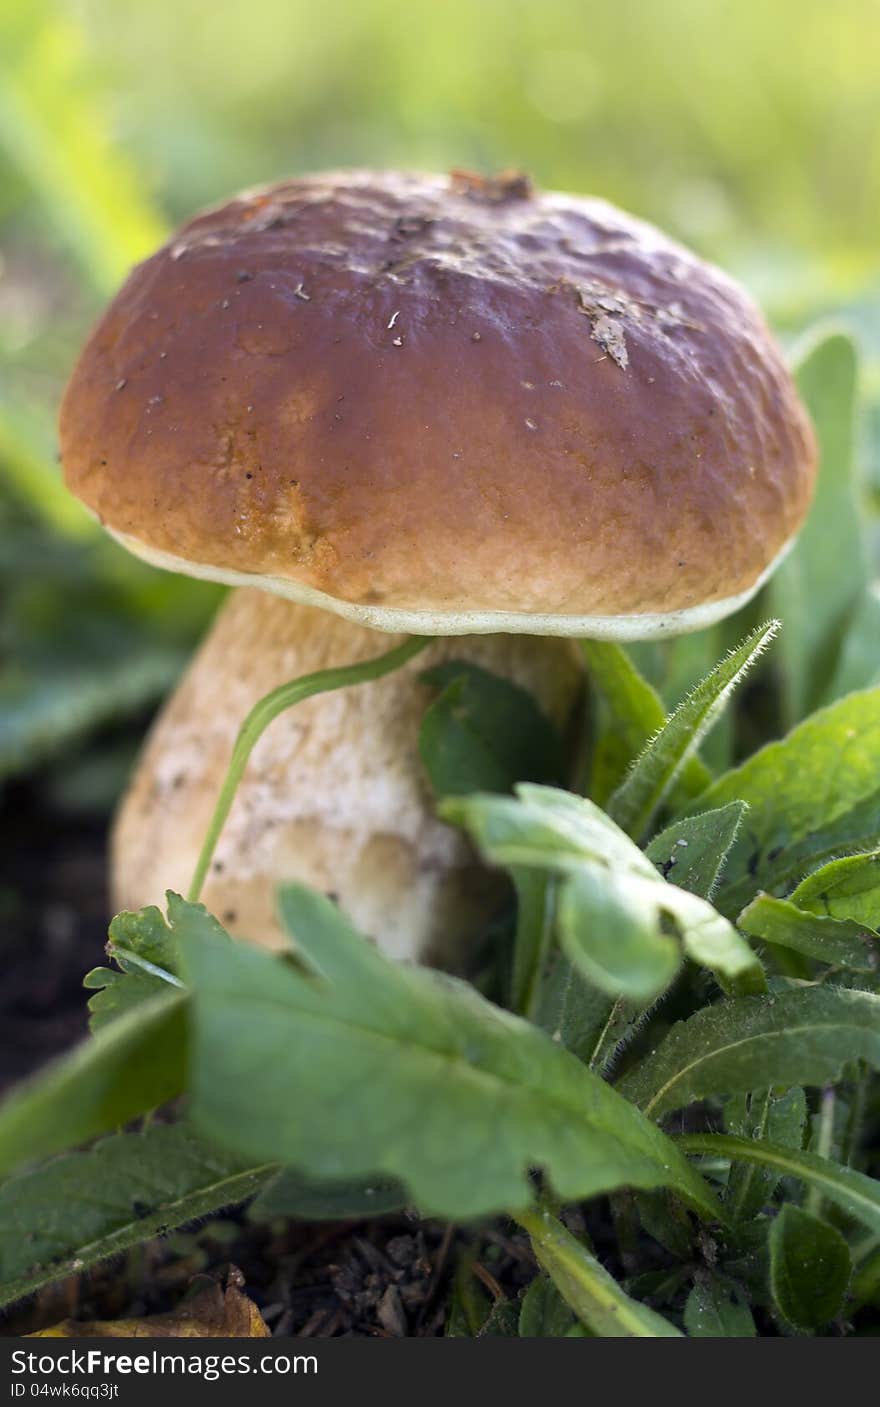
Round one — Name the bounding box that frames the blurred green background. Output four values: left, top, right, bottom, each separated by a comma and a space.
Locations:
1, 0, 879, 962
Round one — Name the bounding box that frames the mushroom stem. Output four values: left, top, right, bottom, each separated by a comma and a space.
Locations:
113, 588, 583, 964
187, 633, 429, 903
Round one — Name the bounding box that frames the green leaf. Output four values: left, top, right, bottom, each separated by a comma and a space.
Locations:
769, 1204, 851, 1331
182, 887, 721, 1221
580, 640, 711, 806
619, 986, 880, 1118
607, 621, 778, 841
444, 785, 762, 997
737, 894, 880, 973
515, 1205, 682, 1337
769, 333, 865, 723
692, 687, 880, 917
0, 994, 187, 1178
791, 851, 880, 930
683, 1275, 756, 1337
419, 660, 563, 799
536, 955, 612, 1064
679, 1133, 880, 1236
556, 865, 681, 1002
248, 1169, 407, 1222
85, 904, 185, 1030
725, 1087, 807, 1222
0, 1125, 272, 1308
518, 1274, 578, 1337
645, 803, 748, 899
826, 588, 880, 701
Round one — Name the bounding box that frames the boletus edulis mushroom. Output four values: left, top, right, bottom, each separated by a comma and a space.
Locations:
59, 169, 817, 962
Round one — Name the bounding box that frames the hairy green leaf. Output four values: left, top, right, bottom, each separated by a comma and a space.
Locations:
607, 622, 778, 841
620, 986, 880, 1118
683, 1275, 756, 1337
769, 1204, 851, 1331
679, 1134, 880, 1236
0, 1125, 272, 1308
580, 640, 710, 806
646, 803, 748, 899
518, 1274, 578, 1338
791, 851, 880, 930
738, 893, 880, 973
692, 687, 880, 916
182, 888, 720, 1221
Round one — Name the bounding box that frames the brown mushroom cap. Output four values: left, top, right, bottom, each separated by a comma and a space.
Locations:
60, 169, 816, 639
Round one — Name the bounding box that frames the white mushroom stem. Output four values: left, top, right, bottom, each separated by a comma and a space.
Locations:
112, 588, 583, 964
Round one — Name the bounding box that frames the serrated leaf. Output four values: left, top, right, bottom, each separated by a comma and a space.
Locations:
85, 904, 185, 1030
769, 1204, 851, 1331
645, 803, 747, 900
248, 1169, 407, 1222
515, 1205, 681, 1337
518, 1274, 578, 1337
607, 622, 779, 842
769, 333, 866, 723
738, 893, 880, 973
580, 640, 711, 806
182, 887, 720, 1222
444, 785, 762, 997
0, 993, 187, 1178
683, 1275, 756, 1337
679, 1133, 880, 1236
619, 986, 880, 1118
418, 660, 563, 799
692, 687, 880, 917
0, 1125, 273, 1308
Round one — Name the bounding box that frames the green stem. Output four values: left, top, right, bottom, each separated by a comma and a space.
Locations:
511, 871, 557, 1019
513, 1201, 681, 1337
187, 635, 429, 903
806, 1084, 836, 1217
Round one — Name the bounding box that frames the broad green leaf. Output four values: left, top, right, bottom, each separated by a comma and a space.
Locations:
182, 887, 721, 1222
419, 660, 563, 799
0, 1125, 272, 1308
518, 1274, 578, 1338
619, 986, 880, 1119
738, 894, 880, 973
607, 622, 778, 842
683, 1275, 756, 1337
248, 1169, 407, 1222
85, 904, 185, 1030
769, 333, 865, 723
0, 993, 187, 1178
580, 640, 711, 806
769, 1205, 851, 1331
646, 803, 748, 899
791, 852, 880, 930
556, 866, 681, 1002
444, 785, 762, 997
515, 1205, 681, 1337
679, 1134, 880, 1236
692, 687, 880, 916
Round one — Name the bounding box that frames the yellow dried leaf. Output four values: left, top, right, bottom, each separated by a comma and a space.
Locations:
29, 1278, 269, 1338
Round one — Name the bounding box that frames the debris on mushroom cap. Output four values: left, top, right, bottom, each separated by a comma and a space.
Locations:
60, 168, 816, 641
112, 590, 583, 961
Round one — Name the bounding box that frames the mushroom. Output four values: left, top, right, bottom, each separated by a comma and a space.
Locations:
59, 169, 816, 961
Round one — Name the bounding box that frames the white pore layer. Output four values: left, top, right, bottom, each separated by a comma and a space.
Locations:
108, 528, 795, 640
